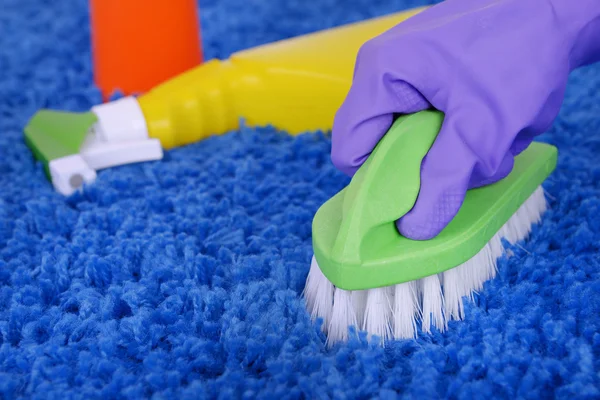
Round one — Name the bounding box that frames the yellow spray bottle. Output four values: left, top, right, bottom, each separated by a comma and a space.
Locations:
24, 6, 426, 195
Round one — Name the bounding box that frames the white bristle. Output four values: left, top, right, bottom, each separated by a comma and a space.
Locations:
303, 256, 334, 332
421, 274, 446, 333
363, 287, 393, 343
442, 266, 466, 321
442, 239, 499, 321
304, 186, 547, 346
351, 290, 368, 330
393, 281, 420, 339
327, 289, 358, 346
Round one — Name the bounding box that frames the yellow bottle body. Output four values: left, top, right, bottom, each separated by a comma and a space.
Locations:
137, 7, 426, 150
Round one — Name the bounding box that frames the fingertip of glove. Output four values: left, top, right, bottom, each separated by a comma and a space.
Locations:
395, 188, 466, 240
395, 218, 443, 241
330, 150, 360, 177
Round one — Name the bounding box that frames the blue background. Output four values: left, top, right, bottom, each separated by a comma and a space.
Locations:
1, 0, 599, 398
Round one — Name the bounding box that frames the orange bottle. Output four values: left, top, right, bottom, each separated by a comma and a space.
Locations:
89, 0, 203, 99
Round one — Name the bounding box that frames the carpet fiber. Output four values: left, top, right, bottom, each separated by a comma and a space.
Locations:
1, 0, 600, 398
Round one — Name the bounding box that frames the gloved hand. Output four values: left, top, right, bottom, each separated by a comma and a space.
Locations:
332, 0, 600, 240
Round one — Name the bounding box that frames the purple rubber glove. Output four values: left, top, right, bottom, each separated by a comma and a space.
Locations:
332, 0, 600, 240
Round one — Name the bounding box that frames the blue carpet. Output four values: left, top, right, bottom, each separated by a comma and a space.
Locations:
1, 0, 600, 398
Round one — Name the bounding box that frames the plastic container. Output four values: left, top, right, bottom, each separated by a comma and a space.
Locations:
24, 6, 426, 195
135, 7, 426, 149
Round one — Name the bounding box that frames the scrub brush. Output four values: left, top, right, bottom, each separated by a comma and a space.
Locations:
304, 110, 557, 345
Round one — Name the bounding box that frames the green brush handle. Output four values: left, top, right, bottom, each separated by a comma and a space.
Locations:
332, 110, 443, 265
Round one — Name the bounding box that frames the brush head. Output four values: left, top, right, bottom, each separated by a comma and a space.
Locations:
305, 110, 557, 345
306, 185, 548, 345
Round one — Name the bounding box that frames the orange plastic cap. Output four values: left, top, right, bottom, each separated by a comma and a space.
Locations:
90, 0, 203, 99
